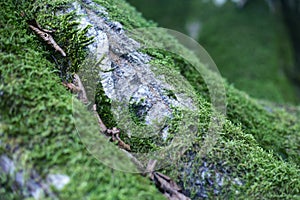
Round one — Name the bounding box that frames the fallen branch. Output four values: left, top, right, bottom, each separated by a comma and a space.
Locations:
62, 82, 81, 93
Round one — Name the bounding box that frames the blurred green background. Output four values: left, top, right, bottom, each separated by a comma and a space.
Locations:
127, 0, 300, 104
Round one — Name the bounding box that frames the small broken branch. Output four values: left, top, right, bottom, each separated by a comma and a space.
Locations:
27, 19, 56, 33
62, 82, 81, 93
107, 127, 131, 151
27, 19, 66, 57
152, 172, 190, 200
73, 74, 89, 104
92, 104, 107, 132
146, 160, 191, 200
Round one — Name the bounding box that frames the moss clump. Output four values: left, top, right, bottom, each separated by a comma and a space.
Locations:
95, 82, 117, 128
143, 46, 300, 166
0, 173, 21, 199
101, 7, 300, 197
128, 98, 148, 124
15, 0, 94, 80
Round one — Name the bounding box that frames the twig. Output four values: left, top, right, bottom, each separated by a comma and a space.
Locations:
146, 160, 191, 200
73, 74, 89, 104
62, 82, 81, 93
109, 128, 131, 151
27, 19, 56, 34
27, 19, 66, 57
92, 104, 107, 132
145, 159, 157, 176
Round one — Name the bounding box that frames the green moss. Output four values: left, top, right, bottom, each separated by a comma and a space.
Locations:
0, 173, 21, 200
95, 83, 117, 129
1, 0, 300, 199
128, 98, 147, 124
0, 0, 165, 199
130, 26, 300, 198
14, 0, 94, 80
143, 45, 300, 166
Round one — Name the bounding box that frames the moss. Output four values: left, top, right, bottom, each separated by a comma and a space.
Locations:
128, 98, 148, 124
121, 20, 300, 199
82, 1, 300, 196
0, 173, 21, 199
14, 0, 94, 80
0, 0, 165, 199
1, 0, 300, 199
95, 82, 117, 128
143, 45, 300, 166
146, 50, 300, 198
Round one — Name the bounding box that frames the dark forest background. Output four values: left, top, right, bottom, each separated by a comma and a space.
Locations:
127, 0, 300, 104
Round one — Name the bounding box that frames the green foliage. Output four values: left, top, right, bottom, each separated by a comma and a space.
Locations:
141, 35, 300, 166
0, 173, 21, 199
226, 87, 300, 164
95, 83, 117, 129
128, 98, 147, 124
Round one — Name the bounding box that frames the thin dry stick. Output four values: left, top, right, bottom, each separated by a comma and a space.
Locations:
62, 82, 81, 93
73, 74, 89, 104
145, 159, 157, 176
152, 172, 191, 200
29, 19, 55, 33
113, 129, 131, 151
92, 104, 107, 132
145, 159, 191, 200
28, 21, 66, 57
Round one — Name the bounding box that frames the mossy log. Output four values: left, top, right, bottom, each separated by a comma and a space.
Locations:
0, 0, 299, 199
